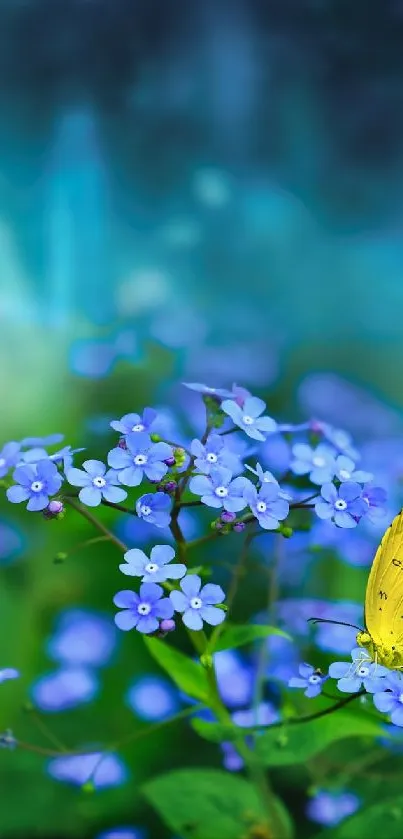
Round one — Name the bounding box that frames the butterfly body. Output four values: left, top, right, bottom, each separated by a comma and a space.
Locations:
356, 510, 403, 669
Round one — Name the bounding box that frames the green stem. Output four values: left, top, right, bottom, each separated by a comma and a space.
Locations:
243, 691, 364, 733
64, 497, 128, 553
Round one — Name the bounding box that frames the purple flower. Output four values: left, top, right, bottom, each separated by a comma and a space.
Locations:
119, 544, 186, 583
66, 460, 127, 507
0, 442, 20, 478
189, 467, 250, 512
288, 663, 328, 698
244, 482, 289, 530
110, 408, 158, 436
315, 482, 368, 528
7, 460, 63, 511
190, 435, 240, 475
329, 647, 388, 693
335, 455, 373, 484
170, 575, 226, 630
0, 668, 20, 684
306, 790, 360, 826
373, 672, 403, 726
291, 443, 337, 485
113, 584, 174, 634
136, 492, 172, 528
221, 397, 276, 441
361, 485, 388, 521
108, 433, 172, 487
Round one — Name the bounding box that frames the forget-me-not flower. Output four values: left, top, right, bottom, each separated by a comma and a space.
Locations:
373, 672, 403, 726
221, 397, 276, 441
361, 485, 388, 521
291, 443, 337, 485
113, 584, 174, 634
0, 442, 20, 478
170, 575, 226, 630
0, 668, 20, 684
110, 408, 158, 436
119, 545, 186, 583
328, 647, 388, 693
66, 460, 127, 507
244, 481, 289, 530
306, 790, 360, 826
191, 435, 240, 475
136, 492, 172, 528
189, 467, 250, 512
334, 455, 373, 485
7, 460, 63, 511
108, 433, 172, 487
315, 482, 367, 528
288, 663, 328, 698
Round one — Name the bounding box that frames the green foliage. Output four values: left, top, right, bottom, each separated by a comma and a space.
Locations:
143, 636, 209, 702
315, 798, 403, 839
211, 622, 290, 653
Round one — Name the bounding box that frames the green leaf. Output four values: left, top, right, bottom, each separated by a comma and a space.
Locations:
190, 718, 239, 743
315, 798, 403, 839
212, 623, 290, 653
143, 768, 293, 839
143, 636, 209, 702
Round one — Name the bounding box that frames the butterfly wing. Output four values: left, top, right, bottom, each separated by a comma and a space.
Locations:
365, 510, 403, 649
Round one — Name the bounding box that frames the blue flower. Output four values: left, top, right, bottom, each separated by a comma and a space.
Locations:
136, 492, 172, 528
290, 443, 337, 485
288, 663, 328, 698
334, 455, 373, 484
110, 408, 158, 436
244, 481, 289, 530
66, 460, 127, 507
189, 467, 250, 512
119, 544, 186, 583
182, 382, 234, 399
125, 675, 179, 721
47, 608, 117, 668
96, 827, 145, 839
20, 445, 84, 473
108, 433, 172, 487
113, 584, 174, 634
0, 442, 20, 478
306, 790, 360, 826
315, 482, 367, 528
20, 434, 64, 447
373, 672, 403, 726
361, 485, 388, 521
221, 397, 277, 441
31, 668, 99, 711
214, 650, 254, 708
232, 701, 279, 727
170, 574, 225, 630
190, 434, 240, 475
328, 647, 388, 693
317, 422, 359, 460
245, 462, 291, 498
7, 460, 63, 511
0, 668, 19, 684
47, 752, 127, 788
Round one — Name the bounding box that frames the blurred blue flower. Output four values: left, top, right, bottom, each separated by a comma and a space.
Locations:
7, 461, 63, 512
117, 507, 199, 547
20, 445, 84, 473
125, 675, 179, 721
47, 752, 127, 787
306, 790, 360, 826
266, 635, 300, 683
316, 422, 359, 460
108, 434, 172, 487
191, 435, 240, 475
119, 545, 186, 583
0, 442, 20, 478
31, 668, 98, 711
220, 741, 244, 772
67, 460, 127, 507
290, 443, 336, 485
289, 664, 328, 697
261, 434, 291, 474
136, 493, 172, 528
170, 575, 225, 630
0, 520, 24, 564
110, 409, 158, 436
315, 482, 367, 528
329, 648, 388, 693
0, 729, 16, 750
114, 584, 174, 634
96, 828, 146, 839
189, 467, 250, 512
182, 382, 234, 399
334, 456, 373, 485
373, 672, 403, 726
232, 701, 279, 727
221, 397, 276, 442
244, 481, 289, 530
20, 434, 64, 448
47, 608, 117, 668
277, 599, 363, 652
69, 339, 116, 379
0, 668, 19, 684
361, 485, 388, 521
214, 650, 254, 708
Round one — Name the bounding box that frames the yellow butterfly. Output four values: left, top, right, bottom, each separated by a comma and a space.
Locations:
357, 509, 403, 668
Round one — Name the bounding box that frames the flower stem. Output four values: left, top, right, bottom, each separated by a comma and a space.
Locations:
64, 497, 128, 552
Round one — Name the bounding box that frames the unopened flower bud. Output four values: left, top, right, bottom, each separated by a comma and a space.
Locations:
150, 433, 162, 443
233, 522, 246, 533
164, 456, 176, 467
163, 481, 177, 494
118, 437, 128, 450
159, 618, 176, 634
214, 520, 224, 531
43, 500, 64, 519
221, 511, 236, 524
174, 447, 187, 467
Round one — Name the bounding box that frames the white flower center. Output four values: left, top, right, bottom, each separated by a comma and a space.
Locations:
93, 476, 106, 488
362, 495, 370, 506
30, 481, 43, 493
257, 501, 267, 513
134, 454, 148, 466
312, 456, 325, 468
132, 423, 145, 432
0, 458, 5, 468
190, 597, 202, 610
399, 693, 403, 704
215, 486, 228, 498
206, 452, 218, 463
242, 415, 254, 425
140, 505, 151, 516
357, 665, 369, 677
339, 469, 351, 480
308, 674, 321, 684
138, 603, 151, 616
335, 499, 347, 511
145, 562, 158, 574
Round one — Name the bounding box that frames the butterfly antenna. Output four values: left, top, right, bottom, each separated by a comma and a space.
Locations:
308, 617, 363, 631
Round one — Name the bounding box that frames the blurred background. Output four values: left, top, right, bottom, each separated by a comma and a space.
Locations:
3, 0, 403, 837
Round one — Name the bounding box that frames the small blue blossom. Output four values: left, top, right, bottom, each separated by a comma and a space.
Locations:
373, 672, 403, 726
232, 701, 279, 727
47, 608, 117, 668
288, 663, 328, 698
245, 462, 292, 500
31, 667, 99, 711
190, 434, 240, 475
20, 434, 64, 448
306, 790, 360, 826
96, 827, 146, 839
20, 445, 84, 473
189, 467, 250, 512
361, 485, 388, 521
316, 421, 359, 460
0, 668, 20, 684
119, 545, 186, 583
328, 647, 388, 693
334, 455, 373, 484
7, 460, 63, 511
108, 433, 172, 487
136, 492, 172, 528
221, 396, 277, 441
182, 382, 234, 399
113, 584, 174, 634
110, 408, 158, 436
170, 574, 226, 630
244, 481, 289, 530
126, 675, 179, 721
66, 460, 127, 507
0, 442, 20, 478
290, 443, 337, 485
47, 752, 127, 788
315, 482, 368, 528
